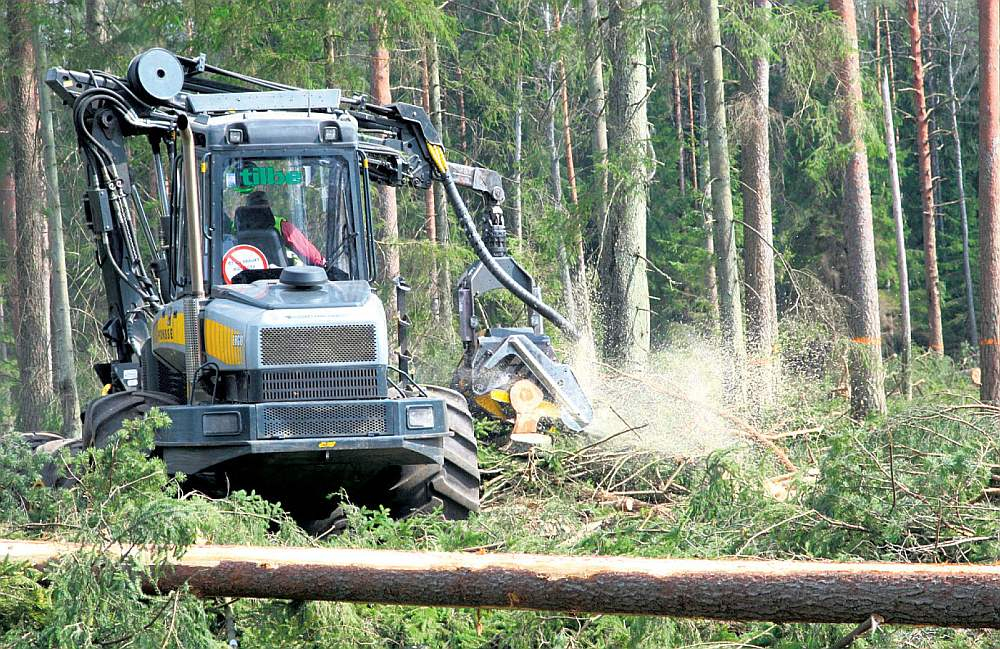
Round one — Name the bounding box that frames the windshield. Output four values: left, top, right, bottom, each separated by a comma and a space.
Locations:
217, 155, 356, 284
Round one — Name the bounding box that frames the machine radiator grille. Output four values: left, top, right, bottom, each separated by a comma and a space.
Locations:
261, 367, 380, 401
259, 324, 377, 366
260, 402, 388, 439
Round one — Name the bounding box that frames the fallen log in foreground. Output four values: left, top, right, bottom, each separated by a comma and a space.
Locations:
4, 539, 1000, 628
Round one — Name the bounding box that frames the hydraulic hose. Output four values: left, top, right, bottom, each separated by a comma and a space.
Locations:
442, 174, 580, 341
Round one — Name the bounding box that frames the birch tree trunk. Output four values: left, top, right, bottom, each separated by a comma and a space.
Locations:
702, 0, 746, 388
945, 32, 978, 347
978, 0, 1000, 403
370, 17, 399, 334
600, 0, 650, 366
829, 0, 887, 416
7, 0, 55, 431
907, 0, 945, 354
881, 72, 912, 401
37, 36, 81, 436
741, 0, 778, 406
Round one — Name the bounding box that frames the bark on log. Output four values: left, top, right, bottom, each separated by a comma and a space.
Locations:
5, 540, 1000, 628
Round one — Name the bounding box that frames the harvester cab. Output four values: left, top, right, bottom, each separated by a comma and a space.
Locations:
47, 48, 592, 521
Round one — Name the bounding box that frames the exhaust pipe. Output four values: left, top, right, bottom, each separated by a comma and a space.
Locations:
178, 115, 204, 397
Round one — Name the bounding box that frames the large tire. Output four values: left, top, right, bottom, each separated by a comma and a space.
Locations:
388, 386, 481, 520
82, 390, 180, 449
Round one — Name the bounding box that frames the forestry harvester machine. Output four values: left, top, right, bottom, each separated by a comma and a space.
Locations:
46, 48, 592, 521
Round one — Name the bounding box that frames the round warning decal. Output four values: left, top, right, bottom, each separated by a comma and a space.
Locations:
222, 244, 268, 284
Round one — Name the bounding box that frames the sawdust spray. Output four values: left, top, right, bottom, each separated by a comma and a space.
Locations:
567, 292, 746, 458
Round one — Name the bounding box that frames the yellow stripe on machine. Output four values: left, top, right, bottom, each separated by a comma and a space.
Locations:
153, 311, 185, 346
204, 320, 244, 365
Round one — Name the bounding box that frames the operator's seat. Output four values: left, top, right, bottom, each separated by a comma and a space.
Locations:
234, 204, 286, 267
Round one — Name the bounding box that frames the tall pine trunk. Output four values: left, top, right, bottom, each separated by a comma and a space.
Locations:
85, 0, 106, 45
702, 0, 746, 388
370, 17, 399, 329
741, 0, 778, 406
687, 72, 699, 192
945, 31, 978, 347
421, 49, 441, 321
428, 35, 452, 320
38, 36, 81, 436
512, 77, 524, 239
0, 169, 14, 362
553, 5, 590, 328
907, 0, 944, 354
671, 43, 686, 197
7, 0, 55, 431
830, 0, 887, 416
582, 0, 609, 253
698, 68, 720, 327
543, 3, 577, 325
978, 0, 1000, 403
881, 71, 912, 401
600, 0, 650, 366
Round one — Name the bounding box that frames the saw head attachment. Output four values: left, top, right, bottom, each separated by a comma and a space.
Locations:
454, 329, 594, 433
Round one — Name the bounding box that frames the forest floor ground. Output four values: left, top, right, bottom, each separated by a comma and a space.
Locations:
1, 328, 999, 648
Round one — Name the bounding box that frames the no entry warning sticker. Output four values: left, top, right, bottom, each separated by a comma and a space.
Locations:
222, 244, 268, 284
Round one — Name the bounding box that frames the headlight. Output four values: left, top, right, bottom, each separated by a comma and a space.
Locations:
406, 405, 435, 430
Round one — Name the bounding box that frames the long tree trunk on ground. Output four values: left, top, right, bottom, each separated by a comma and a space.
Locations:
370, 17, 399, 329
600, 0, 650, 366
702, 0, 746, 389
543, 3, 578, 325
671, 43, 686, 197
978, 0, 1000, 402
582, 0, 609, 258
881, 71, 913, 401
7, 0, 55, 431
907, 0, 944, 354
11, 541, 1000, 626
698, 69, 720, 327
945, 29, 978, 347
829, 0, 887, 416
553, 5, 591, 329
37, 37, 80, 437
741, 0, 778, 407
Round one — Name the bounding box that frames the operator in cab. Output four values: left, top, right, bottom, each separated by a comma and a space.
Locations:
240, 190, 326, 267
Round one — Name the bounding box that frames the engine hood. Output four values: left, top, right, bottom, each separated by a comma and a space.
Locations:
212, 279, 373, 310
